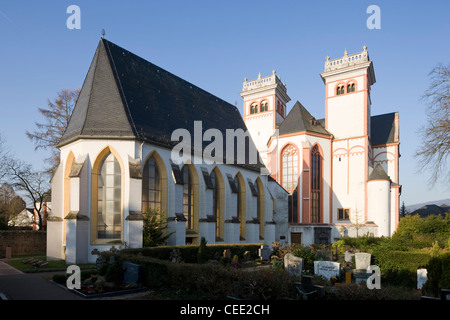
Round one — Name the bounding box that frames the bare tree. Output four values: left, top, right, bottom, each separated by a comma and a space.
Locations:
0, 134, 9, 181
416, 63, 450, 186
7, 160, 50, 230
26, 88, 80, 175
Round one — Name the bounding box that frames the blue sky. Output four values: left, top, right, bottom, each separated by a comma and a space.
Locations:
0, 0, 449, 206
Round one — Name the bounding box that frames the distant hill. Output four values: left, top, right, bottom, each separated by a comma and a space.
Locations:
406, 199, 450, 213
408, 204, 449, 218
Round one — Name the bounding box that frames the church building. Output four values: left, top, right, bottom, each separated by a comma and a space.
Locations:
241, 46, 400, 245
46, 39, 288, 264
46, 39, 400, 264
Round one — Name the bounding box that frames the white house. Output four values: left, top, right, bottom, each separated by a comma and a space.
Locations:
241, 46, 401, 245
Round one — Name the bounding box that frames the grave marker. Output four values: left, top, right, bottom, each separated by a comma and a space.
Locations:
284, 253, 303, 277
314, 261, 341, 279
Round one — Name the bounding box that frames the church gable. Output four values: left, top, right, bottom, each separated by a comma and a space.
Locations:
278, 101, 330, 137
59, 40, 135, 146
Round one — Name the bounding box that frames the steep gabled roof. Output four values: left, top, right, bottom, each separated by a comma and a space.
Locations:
370, 112, 398, 145
59, 39, 262, 171
278, 101, 330, 136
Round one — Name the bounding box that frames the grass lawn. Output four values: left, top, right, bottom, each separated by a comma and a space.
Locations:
5, 254, 96, 272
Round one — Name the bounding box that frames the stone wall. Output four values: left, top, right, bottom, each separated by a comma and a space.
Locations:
0, 231, 46, 258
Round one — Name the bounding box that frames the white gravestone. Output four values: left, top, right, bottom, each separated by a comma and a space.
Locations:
284, 253, 303, 277
314, 261, 341, 279
417, 268, 428, 290
344, 251, 354, 263
355, 253, 371, 270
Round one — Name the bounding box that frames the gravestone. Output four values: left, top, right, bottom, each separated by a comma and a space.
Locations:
344, 251, 354, 263
417, 268, 428, 290
284, 253, 303, 277
353, 269, 371, 285
355, 253, 371, 270
258, 245, 271, 261
314, 261, 341, 279
314, 227, 331, 245
123, 261, 142, 286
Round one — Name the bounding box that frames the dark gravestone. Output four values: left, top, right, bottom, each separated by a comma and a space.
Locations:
314, 227, 331, 245
123, 261, 142, 286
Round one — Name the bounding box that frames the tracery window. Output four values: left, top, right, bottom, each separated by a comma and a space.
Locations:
310, 145, 322, 223
142, 156, 161, 213
97, 153, 122, 240
281, 144, 298, 193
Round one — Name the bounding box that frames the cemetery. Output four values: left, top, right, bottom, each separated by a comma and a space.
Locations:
48, 237, 442, 300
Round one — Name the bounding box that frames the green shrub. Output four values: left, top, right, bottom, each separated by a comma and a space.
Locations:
291, 245, 316, 271
121, 243, 261, 263
197, 237, 208, 264
327, 283, 421, 300
422, 251, 450, 297
53, 274, 68, 284
143, 208, 173, 247
104, 263, 124, 284
372, 249, 431, 273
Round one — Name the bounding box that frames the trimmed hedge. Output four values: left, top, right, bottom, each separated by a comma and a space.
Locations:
100, 248, 298, 299
120, 243, 263, 263
372, 250, 432, 272
422, 251, 450, 297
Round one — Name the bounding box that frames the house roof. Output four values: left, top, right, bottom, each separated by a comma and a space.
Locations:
59, 39, 262, 171
278, 101, 331, 137
370, 112, 398, 145
368, 164, 390, 181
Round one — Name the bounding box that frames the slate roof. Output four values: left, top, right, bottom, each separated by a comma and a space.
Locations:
368, 164, 390, 181
370, 112, 398, 145
278, 101, 331, 136
277, 102, 397, 148
59, 39, 262, 171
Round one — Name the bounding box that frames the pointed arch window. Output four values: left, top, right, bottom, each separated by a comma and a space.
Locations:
310, 145, 322, 223
281, 144, 298, 193
211, 170, 220, 239
183, 165, 194, 230
142, 156, 161, 214
234, 174, 246, 240
97, 153, 122, 240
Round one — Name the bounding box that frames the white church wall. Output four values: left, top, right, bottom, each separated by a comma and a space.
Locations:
367, 179, 391, 237
47, 162, 64, 261
327, 92, 366, 139
331, 137, 367, 225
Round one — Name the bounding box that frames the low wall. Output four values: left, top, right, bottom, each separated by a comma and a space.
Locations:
0, 230, 47, 258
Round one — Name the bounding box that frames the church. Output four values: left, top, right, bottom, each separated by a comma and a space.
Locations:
46, 39, 400, 264
46, 39, 288, 264
241, 46, 400, 245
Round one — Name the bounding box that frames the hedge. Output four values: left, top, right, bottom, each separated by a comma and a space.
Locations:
422, 251, 450, 297
120, 243, 263, 263
100, 248, 298, 299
